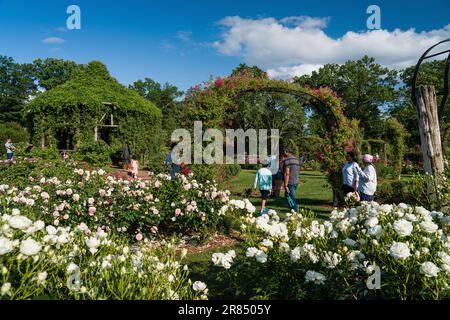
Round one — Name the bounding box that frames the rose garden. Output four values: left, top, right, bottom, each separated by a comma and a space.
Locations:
0, 52, 449, 300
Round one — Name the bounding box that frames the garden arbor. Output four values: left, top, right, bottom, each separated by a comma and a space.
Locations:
184, 75, 360, 204
27, 61, 162, 162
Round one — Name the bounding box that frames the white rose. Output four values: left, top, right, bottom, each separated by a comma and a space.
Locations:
46, 225, 57, 235
389, 242, 411, 260
343, 238, 357, 247
67, 262, 79, 274
305, 270, 326, 284
86, 237, 100, 254
420, 261, 440, 277
0, 237, 13, 255
20, 238, 42, 256
246, 247, 259, 258
72, 194, 80, 202
438, 251, 450, 265
9, 215, 33, 230
419, 221, 438, 234
192, 281, 207, 292
365, 217, 379, 228
1, 282, 11, 296
254, 250, 267, 263
33, 220, 45, 232
393, 219, 413, 237
11, 208, 20, 216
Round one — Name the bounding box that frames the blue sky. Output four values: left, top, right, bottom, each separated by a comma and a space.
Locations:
1, 0, 449, 91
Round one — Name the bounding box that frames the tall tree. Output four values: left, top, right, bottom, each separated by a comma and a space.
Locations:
231, 63, 268, 79
32, 58, 84, 91
294, 56, 399, 138
390, 59, 449, 148
0, 56, 36, 123
129, 78, 183, 135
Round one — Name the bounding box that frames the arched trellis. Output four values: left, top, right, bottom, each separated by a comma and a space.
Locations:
184, 75, 360, 202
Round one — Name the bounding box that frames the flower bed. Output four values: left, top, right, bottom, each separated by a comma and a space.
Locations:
0, 209, 208, 300
212, 202, 450, 299
0, 160, 230, 241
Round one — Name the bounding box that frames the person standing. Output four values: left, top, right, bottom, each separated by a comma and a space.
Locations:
5, 139, 15, 163
253, 159, 273, 215
165, 142, 180, 180
282, 147, 300, 212
122, 142, 131, 170
356, 154, 377, 202
267, 154, 278, 198
130, 155, 139, 179
272, 154, 285, 198
342, 151, 360, 196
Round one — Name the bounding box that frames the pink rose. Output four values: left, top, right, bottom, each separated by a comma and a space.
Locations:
151, 226, 158, 234
99, 189, 106, 197
88, 207, 97, 216
175, 208, 182, 216
136, 233, 143, 241
63, 214, 69, 220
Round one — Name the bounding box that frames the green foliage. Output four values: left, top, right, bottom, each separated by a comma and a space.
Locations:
384, 118, 408, 180
73, 140, 113, 166
183, 71, 359, 199
294, 56, 399, 138
0, 122, 29, 149
0, 56, 36, 123
408, 160, 450, 211
27, 61, 163, 165
32, 58, 84, 91
129, 77, 183, 138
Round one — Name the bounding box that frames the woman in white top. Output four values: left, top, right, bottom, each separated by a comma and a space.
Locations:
356, 154, 377, 202
342, 151, 360, 195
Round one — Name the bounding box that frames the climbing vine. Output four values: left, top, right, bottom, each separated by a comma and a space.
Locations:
26, 61, 162, 165
184, 74, 360, 196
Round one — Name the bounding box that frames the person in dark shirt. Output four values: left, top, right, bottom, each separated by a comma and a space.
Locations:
282, 147, 300, 212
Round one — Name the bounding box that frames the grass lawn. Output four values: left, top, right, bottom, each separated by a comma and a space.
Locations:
225, 170, 334, 219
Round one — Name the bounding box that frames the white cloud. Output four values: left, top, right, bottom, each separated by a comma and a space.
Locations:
267, 64, 324, 79
42, 37, 66, 44
177, 31, 193, 42
212, 16, 450, 79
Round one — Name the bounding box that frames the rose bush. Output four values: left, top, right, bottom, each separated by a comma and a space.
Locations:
0, 160, 231, 241
212, 202, 449, 299
0, 209, 207, 300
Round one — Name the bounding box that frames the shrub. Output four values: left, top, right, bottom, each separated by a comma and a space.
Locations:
212, 202, 450, 299
0, 122, 29, 155
74, 140, 113, 166
0, 211, 206, 300
0, 159, 232, 241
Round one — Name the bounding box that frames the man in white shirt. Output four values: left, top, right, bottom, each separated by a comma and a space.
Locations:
342, 151, 360, 195
356, 154, 377, 202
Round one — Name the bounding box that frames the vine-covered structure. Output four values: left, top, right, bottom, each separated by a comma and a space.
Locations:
184, 74, 361, 201
26, 61, 162, 162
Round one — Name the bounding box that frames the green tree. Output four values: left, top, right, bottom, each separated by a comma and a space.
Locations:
32, 58, 84, 91
0, 56, 36, 123
294, 56, 399, 138
231, 63, 268, 79
129, 78, 183, 136
392, 59, 450, 149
